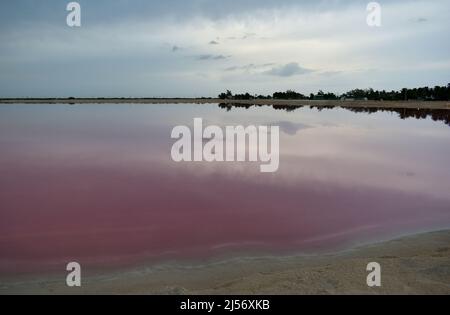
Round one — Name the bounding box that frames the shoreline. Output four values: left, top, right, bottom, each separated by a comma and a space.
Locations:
1, 229, 449, 294
0, 98, 449, 110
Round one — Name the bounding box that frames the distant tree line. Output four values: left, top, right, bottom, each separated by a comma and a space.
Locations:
218, 84, 450, 101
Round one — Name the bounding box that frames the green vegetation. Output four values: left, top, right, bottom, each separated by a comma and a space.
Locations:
218, 84, 450, 101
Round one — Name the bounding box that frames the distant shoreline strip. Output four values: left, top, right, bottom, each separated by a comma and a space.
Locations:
0, 98, 449, 109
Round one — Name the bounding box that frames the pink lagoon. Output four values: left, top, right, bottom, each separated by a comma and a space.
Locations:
0, 103, 450, 277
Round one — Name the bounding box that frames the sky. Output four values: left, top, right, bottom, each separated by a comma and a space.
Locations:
0, 0, 449, 98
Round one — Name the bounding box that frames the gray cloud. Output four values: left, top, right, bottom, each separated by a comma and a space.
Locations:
225, 33, 258, 41
225, 63, 275, 72
197, 54, 230, 61
0, 0, 375, 29
264, 63, 313, 77
209, 40, 219, 45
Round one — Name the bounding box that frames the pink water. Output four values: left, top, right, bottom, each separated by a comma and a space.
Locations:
0, 104, 449, 275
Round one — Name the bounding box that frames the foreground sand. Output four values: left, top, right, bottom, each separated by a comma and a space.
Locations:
1, 230, 449, 294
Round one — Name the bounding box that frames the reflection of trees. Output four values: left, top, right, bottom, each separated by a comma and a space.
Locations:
218, 103, 255, 111
341, 107, 450, 126
272, 105, 301, 112
218, 103, 450, 127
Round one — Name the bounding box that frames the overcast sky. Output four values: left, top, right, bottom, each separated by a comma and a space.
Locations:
0, 0, 449, 97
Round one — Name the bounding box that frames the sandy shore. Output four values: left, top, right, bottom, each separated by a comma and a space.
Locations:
0, 98, 449, 110
1, 230, 449, 295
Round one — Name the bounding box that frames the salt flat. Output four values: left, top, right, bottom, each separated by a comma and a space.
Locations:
1, 230, 449, 294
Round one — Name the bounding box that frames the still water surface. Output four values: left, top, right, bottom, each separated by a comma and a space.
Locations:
0, 104, 449, 274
